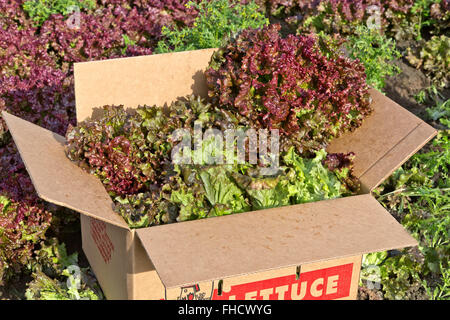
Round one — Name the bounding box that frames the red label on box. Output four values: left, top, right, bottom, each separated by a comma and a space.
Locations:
89, 217, 114, 264
212, 263, 353, 300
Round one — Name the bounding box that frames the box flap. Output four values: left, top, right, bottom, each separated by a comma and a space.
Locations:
74, 48, 216, 123
327, 89, 437, 192
136, 194, 417, 289
2, 112, 129, 230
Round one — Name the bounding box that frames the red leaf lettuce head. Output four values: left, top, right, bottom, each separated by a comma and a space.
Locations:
206, 24, 372, 156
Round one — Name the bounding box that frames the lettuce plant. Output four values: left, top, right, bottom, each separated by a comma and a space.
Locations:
22, 0, 96, 25
346, 26, 401, 91
295, 0, 414, 36
0, 140, 39, 204
66, 96, 360, 229
0, 138, 56, 285
0, 19, 75, 136
40, 9, 153, 64
0, 195, 52, 285
0, 0, 32, 27
155, 0, 269, 53
25, 239, 103, 300
206, 24, 372, 156
366, 131, 450, 300
406, 35, 449, 89
427, 99, 450, 129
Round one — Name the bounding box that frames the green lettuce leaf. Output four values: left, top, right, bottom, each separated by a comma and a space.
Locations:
198, 166, 250, 216
283, 148, 342, 204
231, 172, 291, 210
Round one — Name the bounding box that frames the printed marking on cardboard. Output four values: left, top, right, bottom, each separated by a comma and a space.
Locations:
212, 263, 353, 300
90, 217, 114, 264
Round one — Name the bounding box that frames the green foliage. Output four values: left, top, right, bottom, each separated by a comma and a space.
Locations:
362, 251, 388, 270
67, 96, 360, 228
346, 26, 401, 91
366, 131, 450, 299
408, 131, 449, 183
407, 35, 450, 88
414, 85, 439, 104
427, 99, 450, 128
410, 0, 449, 40
0, 195, 52, 285
23, 0, 96, 25
155, 0, 269, 53
121, 34, 137, 55
282, 148, 345, 203
379, 254, 424, 300
199, 166, 250, 216
25, 239, 103, 300
414, 87, 449, 128
169, 147, 356, 223
421, 261, 450, 300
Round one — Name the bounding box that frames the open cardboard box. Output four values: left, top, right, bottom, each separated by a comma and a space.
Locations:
2, 48, 437, 300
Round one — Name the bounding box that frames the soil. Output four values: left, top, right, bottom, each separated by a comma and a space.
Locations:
384, 59, 431, 119
0, 274, 32, 300
358, 286, 384, 300
385, 39, 449, 131
44, 206, 90, 269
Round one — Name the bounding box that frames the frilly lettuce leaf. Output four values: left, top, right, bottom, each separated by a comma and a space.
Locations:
231, 172, 291, 210
198, 166, 250, 216
283, 147, 343, 204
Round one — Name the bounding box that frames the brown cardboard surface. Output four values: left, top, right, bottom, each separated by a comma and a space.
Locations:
128, 237, 166, 300
136, 194, 417, 289
2, 112, 129, 229
327, 89, 437, 191
74, 48, 216, 122
163, 255, 361, 300
80, 215, 130, 299
358, 122, 437, 193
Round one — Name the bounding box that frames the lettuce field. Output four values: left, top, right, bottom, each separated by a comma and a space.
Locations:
0, 0, 449, 300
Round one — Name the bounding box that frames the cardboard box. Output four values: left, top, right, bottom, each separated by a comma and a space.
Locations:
2, 48, 437, 300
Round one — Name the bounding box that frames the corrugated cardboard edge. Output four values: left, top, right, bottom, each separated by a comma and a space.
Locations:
136, 194, 418, 289
2, 111, 129, 230
127, 230, 167, 300
360, 122, 437, 193
327, 88, 438, 192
